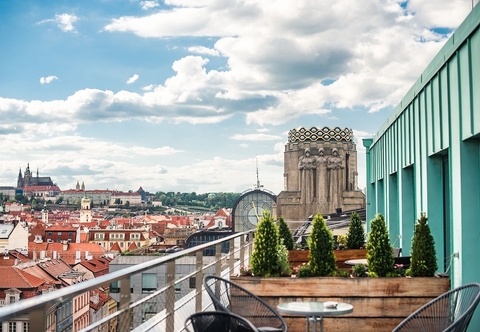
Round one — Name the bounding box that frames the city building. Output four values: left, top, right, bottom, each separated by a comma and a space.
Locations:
275, 126, 365, 221
363, 0, 479, 295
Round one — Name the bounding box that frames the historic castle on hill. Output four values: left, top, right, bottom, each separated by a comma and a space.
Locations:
17, 163, 54, 189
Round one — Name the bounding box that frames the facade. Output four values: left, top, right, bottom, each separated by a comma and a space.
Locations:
61, 189, 113, 206
109, 255, 215, 327
363, 4, 479, 293
276, 126, 365, 221
88, 229, 152, 252
110, 191, 142, 207
0, 222, 29, 253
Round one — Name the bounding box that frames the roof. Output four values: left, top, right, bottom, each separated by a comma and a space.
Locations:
0, 267, 45, 289
0, 224, 14, 239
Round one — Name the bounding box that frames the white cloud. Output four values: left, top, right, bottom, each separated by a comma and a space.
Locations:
126, 74, 139, 84
140, 1, 160, 10
187, 46, 220, 56
230, 133, 282, 141
39, 76, 58, 85
38, 14, 79, 33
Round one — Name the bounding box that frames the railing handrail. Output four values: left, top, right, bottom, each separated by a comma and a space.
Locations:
0, 229, 254, 321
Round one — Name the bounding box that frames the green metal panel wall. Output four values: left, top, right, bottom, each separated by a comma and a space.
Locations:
364, 5, 480, 295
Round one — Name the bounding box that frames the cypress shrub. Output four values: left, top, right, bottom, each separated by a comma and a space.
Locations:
366, 214, 394, 277
251, 210, 279, 277
277, 216, 294, 250
346, 211, 365, 249
308, 214, 336, 276
409, 213, 438, 277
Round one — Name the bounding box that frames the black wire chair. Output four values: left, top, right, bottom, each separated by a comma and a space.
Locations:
392, 282, 480, 332
204, 275, 288, 332
185, 311, 259, 332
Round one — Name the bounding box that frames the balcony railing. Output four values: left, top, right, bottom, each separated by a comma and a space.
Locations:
0, 230, 255, 332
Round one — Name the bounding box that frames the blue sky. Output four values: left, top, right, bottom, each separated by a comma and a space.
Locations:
0, 0, 477, 195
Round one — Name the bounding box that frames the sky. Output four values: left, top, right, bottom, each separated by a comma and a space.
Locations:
0, 0, 478, 196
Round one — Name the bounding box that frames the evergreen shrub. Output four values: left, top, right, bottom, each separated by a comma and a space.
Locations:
366, 214, 394, 277
346, 211, 366, 249
307, 214, 336, 276
409, 212, 438, 277
251, 210, 279, 277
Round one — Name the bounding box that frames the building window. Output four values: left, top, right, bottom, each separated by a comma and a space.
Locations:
9, 296, 15, 304
57, 232, 62, 235
142, 302, 157, 322
23, 322, 29, 332
110, 281, 119, 293
68, 232, 72, 236
8, 322, 15, 332
142, 273, 157, 293
48, 232, 52, 236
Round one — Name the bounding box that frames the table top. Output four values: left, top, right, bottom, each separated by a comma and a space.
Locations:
344, 258, 368, 266
277, 301, 353, 317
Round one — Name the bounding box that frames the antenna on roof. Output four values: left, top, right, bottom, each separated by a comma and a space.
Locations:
255, 158, 264, 189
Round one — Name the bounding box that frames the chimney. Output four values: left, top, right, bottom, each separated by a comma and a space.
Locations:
33, 251, 37, 261
53, 251, 57, 259
62, 240, 68, 251
40, 251, 45, 259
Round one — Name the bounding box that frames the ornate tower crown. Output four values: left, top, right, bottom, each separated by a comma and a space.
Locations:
288, 126, 353, 143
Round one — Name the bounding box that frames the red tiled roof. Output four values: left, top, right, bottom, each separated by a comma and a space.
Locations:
110, 242, 121, 252
0, 267, 45, 289
127, 242, 137, 251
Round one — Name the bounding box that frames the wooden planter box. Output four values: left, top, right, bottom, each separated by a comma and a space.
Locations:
231, 276, 450, 332
289, 249, 367, 271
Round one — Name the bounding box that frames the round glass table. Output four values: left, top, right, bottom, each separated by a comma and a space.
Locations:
277, 301, 353, 332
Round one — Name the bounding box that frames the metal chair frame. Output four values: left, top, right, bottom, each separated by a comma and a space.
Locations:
204, 275, 288, 332
393, 282, 480, 332
185, 311, 259, 332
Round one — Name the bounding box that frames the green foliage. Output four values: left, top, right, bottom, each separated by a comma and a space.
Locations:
336, 235, 347, 249
332, 269, 350, 277
352, 263, 368, 277
251, 210, 279, 277
410, 213, 438, 277
277, 216, 294, 250
366, 214, 394, 277
277, 238, 292, 276
307, 214, 336, 276
297, 265, 312, 278
346, 212, 366, 249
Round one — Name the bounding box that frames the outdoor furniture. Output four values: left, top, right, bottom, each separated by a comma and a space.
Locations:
392, 282, 480, 332
185, 311, 259, 332
204, 275, 288, 332
277, 301, 353, 332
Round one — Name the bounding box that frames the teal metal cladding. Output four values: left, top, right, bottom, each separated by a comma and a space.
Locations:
364, 3, 480, 311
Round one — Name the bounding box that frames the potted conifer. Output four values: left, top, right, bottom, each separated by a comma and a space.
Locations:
277, 216, 294, 250
307, 214, 337, 276
366, 213, 394, 277
407, 212, 438, 277
250, 210, 279, 277
346, 211, 365, 249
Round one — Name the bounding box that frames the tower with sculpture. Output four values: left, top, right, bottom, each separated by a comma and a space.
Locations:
275, 126, 365, 221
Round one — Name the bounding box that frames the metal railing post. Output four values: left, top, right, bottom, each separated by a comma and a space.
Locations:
229, 238, 235, 275
239, 234, 245, 271
29, 310, 46, 332
166, 261, 175, 332
118, 276, 131, 332
195, 251, 203, 312
215, 243, 222, 277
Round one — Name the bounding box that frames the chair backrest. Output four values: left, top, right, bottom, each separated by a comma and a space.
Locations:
393, 282, 480, 332
185, 311, 259, 332
204, 275, 288, 332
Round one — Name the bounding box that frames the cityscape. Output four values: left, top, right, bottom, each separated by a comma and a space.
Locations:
1, 0, 479, 331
